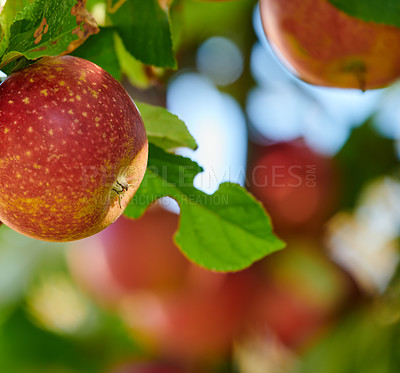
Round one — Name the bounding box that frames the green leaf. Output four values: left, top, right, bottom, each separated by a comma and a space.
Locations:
124, 144, 285, 272
126, 144, 203, 218
137, 102, 197, 152
0, 0, 31, 59
72, 27, 121, 80
0, 0, 79, 70
328, 0, 400, 27
176, 183, 285, 271
108, 0, 176, 68
114, 32, 151, 88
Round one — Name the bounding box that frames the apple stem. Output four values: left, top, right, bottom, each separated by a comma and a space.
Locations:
357, 71, 367, 92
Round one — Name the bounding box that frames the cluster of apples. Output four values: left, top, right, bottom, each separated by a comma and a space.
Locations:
68, 201, 353, 369
0, 56, 148, 241
260, 0, 400, 90
68, 205, 257, 363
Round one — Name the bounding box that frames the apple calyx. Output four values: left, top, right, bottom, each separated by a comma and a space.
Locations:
112, 178, 131, 208
343, 60, 367, 91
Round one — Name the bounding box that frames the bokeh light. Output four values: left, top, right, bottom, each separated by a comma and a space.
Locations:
327, 177, 400, 293
196, 36, 244, 86
167, 72, 247, 194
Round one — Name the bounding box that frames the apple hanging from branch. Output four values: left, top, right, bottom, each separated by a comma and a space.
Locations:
259, 0, 400, 90
0, 56, 148, 241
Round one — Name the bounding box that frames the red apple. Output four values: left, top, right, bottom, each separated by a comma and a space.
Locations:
247, 139, 338, 234
259, 0, 400, 89
244, 239, 354, 350
68, 205, 257, 361
0, 55, 148, 241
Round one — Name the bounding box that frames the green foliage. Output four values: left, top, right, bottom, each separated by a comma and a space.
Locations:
0, 0, 176, 74
0, 305, 141, 373
335, 121, 398, 209
0, 0, 79, 71
137, 102, 198, 152
298, 309, 400, 373
328, 0, 400, 27
107, 0, 176, 68
124, 144, 285, 271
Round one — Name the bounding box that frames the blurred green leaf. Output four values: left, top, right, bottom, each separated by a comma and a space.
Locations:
298, 309, 400, 373
0, 304, 141, 373
138, 102, 197, 152
72, 27, 121, 80
108, 0, 176, 68
124, 144, 285, 271
328, 0, 400, 27
335, 121, 398, 210
0, 226, 65, 311
171, 0, 255, 50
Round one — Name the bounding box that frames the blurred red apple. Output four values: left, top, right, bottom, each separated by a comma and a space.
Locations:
259, 0, 400, 89
0, 55, 148, 241
247, 139, 338, 234
68, 204, 257, 361
244, 239, 354, 350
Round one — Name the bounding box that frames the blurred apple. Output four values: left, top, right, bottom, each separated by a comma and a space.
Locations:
247, 139, 338, 235
244, 238, 355, 350
68, 204, 257, 361
259, 0, 400, 90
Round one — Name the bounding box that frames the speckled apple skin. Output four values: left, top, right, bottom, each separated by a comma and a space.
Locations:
260, 0, 400, 89
0, 56, 148, 241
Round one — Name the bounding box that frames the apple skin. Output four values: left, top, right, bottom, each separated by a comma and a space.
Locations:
68, 205, 257, 361
259, 0, 400, 89
247, 139, 338, 234
0, 56, 148, 241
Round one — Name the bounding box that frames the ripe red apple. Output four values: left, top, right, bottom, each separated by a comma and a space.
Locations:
259, 0, 400, 89
247, 139, 338, 234
68, 205, 257, 361
0, 56, 148, 241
